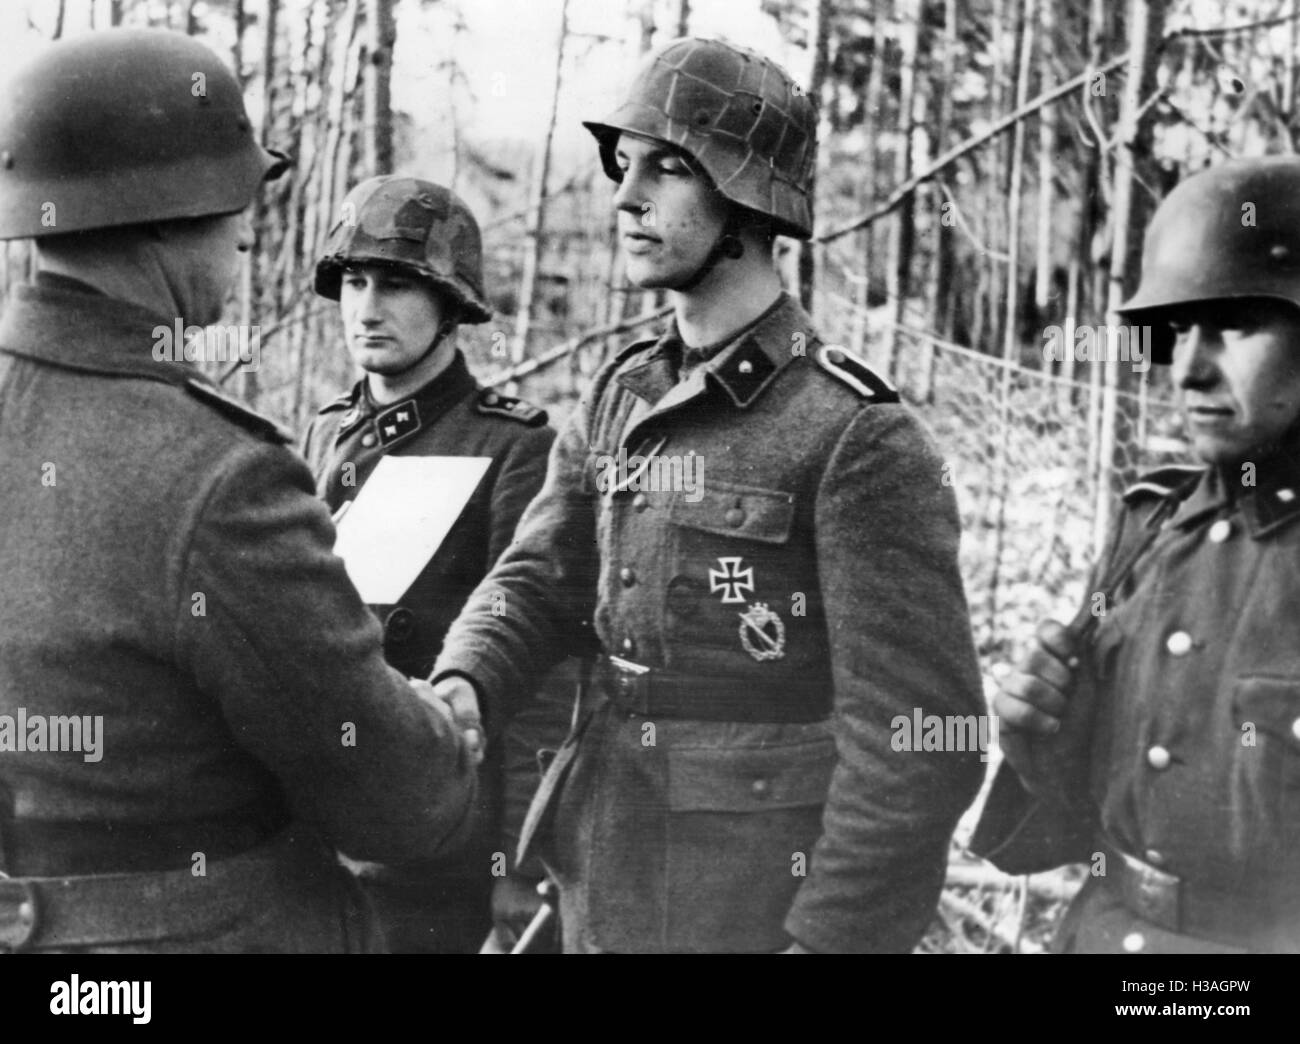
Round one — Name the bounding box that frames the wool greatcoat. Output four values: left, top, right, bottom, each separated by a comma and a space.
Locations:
0, 273, 475, 953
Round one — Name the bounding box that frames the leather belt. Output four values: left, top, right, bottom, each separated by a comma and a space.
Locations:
0, 826, 310, 951
1096, 834, 1290, 949
595, 654, 830, 724
0, 805, 291, 877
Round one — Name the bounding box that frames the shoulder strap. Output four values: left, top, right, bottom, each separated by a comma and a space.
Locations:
1065, 494, 1180, 643
476, 389, 547, 426
815, 345, 900, 403
185, 378, 293, 444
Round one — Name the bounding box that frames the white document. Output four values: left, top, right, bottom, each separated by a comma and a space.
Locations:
332, 455, 491, 604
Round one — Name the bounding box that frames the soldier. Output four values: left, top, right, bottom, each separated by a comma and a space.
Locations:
432, 37, 985, 953
973, 156, 1300, 953
0, 29, 476, 953
304, 176, 571, 953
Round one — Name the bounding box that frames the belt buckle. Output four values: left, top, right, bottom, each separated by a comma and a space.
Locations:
605, 655, 651, 716
0, 878, 40, 952
1120, 851, 1181, 932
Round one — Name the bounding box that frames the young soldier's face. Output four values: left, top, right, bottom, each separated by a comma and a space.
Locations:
1167, 298, 1300, 464
340, 264, 447, 376
611, 133, 729, 290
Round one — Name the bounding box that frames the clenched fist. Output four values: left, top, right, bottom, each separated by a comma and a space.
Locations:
992, 619, 1086, 799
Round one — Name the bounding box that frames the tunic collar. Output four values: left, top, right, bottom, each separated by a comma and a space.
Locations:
330, 350, 478, 443
0, 274, 196, 386
615, 292, 811, 412
1169, 431, 1300, 539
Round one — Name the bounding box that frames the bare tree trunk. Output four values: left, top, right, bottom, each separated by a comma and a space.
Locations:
318, 0, 361, 263
363, 0, 395, 176
849, 0, 888, 357
986, 0, 1038, 643
511, 0, 570, 371
1093, 0, 1161, 553
798, 0, 831, 314
919, 0, 957, 400
298, 0, 362, 431
1002, 0, 1037, 364
1033, 0, 1055, 332
1076, 0, 1106, 425
635, 0, 655, 54
883, 0, 920, 376
677, 0, 690, 37
1288, 0, 1298, 133
53, 0, 65, 37
984, 0, 1008, 358
233, 0, 258, 404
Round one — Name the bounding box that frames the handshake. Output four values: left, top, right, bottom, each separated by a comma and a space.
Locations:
411, 675, 486, 768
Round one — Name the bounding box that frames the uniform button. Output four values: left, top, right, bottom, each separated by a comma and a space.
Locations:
725, 507, 746, 527
621, 637, 636, 656
1147, 745, 1171, 770
383, 607, 415, 644
1278, 488, 1296, 503
1291, 717, 1300, 742
1165, 631, 1193, 656
619, 567, 636, 587
1144, 849, 1164, 867
751, 778, 769, 797
360, 432, 377, 448
1122, 932, 1146, 953
1208, 519, 1232, 543
632, 493, 649, 512
738, 360, 754, 375
483, 392, 500, 406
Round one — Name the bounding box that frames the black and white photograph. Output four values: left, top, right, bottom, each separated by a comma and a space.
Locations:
0, 0, 1291, 1012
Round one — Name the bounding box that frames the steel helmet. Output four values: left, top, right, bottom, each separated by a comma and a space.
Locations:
1118, 156, 1300, 362
314, 176, 492, 325
0, 28, 287, 240
584, 37, 817, 240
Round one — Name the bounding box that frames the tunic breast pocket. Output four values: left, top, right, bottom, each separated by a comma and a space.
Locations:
663, 732, 836, 952
665, 480, 798, 651
1230, 676, 1300, 858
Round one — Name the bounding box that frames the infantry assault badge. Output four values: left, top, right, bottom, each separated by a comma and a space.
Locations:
738, 602, 785, 661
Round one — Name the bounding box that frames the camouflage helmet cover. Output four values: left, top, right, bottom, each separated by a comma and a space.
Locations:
315, 176, 492, 325
1118, 156, 1300, 362
0, 28, 286, 240
583, 37, 817, 240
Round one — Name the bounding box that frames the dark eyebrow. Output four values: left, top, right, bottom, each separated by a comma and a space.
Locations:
613, 143, 693, 166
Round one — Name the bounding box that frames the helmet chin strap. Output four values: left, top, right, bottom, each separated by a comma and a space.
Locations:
670, 212, 745, 293
392, 318, 456, 377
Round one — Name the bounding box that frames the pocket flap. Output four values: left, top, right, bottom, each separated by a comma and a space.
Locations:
668, 739, 837, 812
669, 480, 795, 544
1233, 676, 1300, 749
